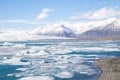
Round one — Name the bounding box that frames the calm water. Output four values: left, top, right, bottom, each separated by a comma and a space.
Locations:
0, 40, 120, 80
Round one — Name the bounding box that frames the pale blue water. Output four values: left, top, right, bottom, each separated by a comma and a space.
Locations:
0, 40, 120, 80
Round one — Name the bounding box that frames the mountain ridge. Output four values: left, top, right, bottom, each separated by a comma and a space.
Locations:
79, 18, 120, 38
32, 24, 75, 37
32, 18, 120, 39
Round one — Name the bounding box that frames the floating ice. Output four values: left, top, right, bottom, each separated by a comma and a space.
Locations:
2, 42, 14, 46
16, 68, 29, 71
13, 44, 26, 48
36, 50, 50, 55
27, 46, 41, 53
20, 76, 54, 80
79, 71, 88, 74
18, 49, 50, 59
0, 40, 119, 80
7, 74, 14, 76
72, 47, 120, 52
3, 57, 9, 60
55, 71, 74, 78
56, 49, 73, 54
2, 57, 30, 65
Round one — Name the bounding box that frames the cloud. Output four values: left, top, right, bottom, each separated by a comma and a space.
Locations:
37, 8, 53, 19
0, 20, 48, 24
0, 8, 53, 24
70, 7, 120, 20
0, 20, 28, 23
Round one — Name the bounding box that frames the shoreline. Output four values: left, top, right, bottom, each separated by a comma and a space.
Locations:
95, 58, 120, 80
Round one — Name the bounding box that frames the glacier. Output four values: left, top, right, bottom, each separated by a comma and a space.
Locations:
0, 18, 120, 41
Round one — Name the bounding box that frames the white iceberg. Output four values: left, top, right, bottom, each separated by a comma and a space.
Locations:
55, 71, 74, 78
20, 76, 54, 80
2, 57, 30, 65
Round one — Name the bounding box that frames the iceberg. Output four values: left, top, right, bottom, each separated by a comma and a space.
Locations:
20, 76, 54, 80
2, 57, 30, 65
55, 71, 74, 78
2, 42, 14, 46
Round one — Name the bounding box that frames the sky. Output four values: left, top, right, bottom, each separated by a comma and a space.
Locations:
0, 0, 120, 29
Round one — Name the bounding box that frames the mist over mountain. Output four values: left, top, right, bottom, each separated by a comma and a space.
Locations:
78, 18, 120, 38
32, 18, 120, 39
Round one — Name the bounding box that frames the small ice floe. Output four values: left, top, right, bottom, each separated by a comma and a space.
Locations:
36, 50, 50, 56
2, 57, 30, 65
20, 76, 54, 80
16, 50, 32, 57
16, 68, 29, 71
2, 42, 14, 46
53, 49, 73, 54
79, 71, 88, 74
13, 43, 27, 48
3, 57, 9, 60
7, 74, 14, 76
27, 46, 40, 53
55, 71, 74, 78
16, 50, 28, 57
17, 49, 51, 59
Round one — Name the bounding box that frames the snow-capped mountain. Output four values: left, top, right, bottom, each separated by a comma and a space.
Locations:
32, 18, 120, 39
0, 18, 120, 41
79, 19, 120, 38
67, 17, 117, 35
32, 24, 74, 37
